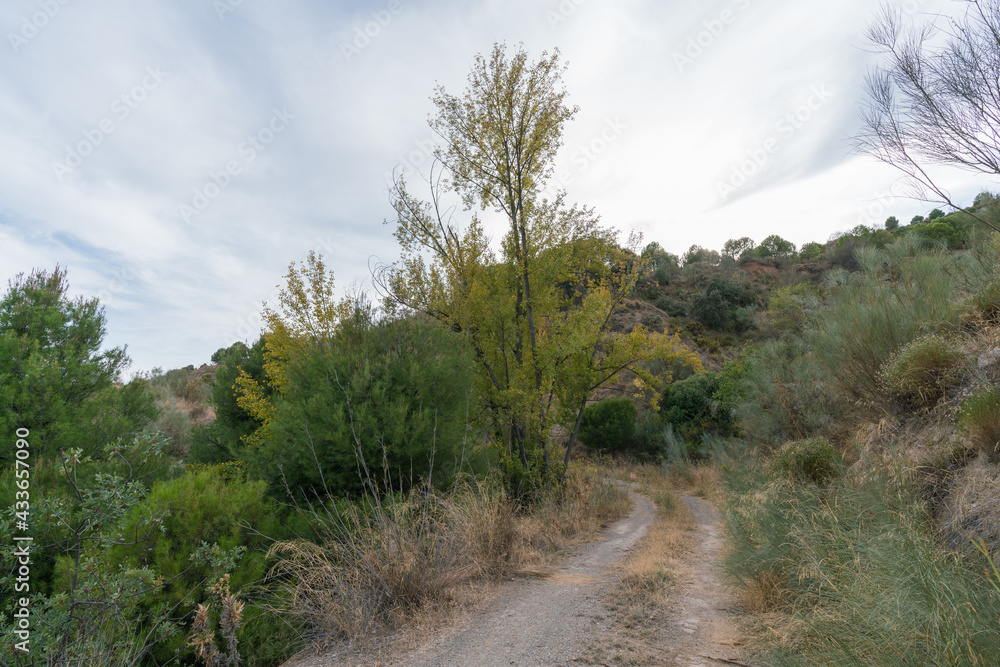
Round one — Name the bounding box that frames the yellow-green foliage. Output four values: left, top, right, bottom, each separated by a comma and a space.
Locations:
769, 438, 842, 486
958, 386, 1000, 460
879, 334, 966, 407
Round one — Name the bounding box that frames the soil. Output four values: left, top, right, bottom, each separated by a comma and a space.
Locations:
655, 495, 752, 666
284, 488, 752, 667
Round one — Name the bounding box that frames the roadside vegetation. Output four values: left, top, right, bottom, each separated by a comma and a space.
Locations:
8, 6, 1000, 663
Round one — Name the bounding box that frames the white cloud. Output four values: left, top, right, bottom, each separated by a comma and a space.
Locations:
0, 0, 989, 371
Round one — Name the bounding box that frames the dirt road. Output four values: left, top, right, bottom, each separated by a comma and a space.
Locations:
393, 486, 658, 666
288, 486, 750, 667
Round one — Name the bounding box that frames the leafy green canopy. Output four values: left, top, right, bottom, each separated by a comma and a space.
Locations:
578, 398, 637, 451
0, 267, 156, 462
249, 312, 479, 500
190, 337, 269, 464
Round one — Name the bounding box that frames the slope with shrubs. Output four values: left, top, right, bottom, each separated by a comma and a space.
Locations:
714, 229, 1000, 665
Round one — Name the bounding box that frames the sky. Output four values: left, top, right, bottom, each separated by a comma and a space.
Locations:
1, 0, 996, 374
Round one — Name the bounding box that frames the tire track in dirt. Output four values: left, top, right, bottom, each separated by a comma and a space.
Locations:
661, 495, 751, 666
386, 486, 658, 666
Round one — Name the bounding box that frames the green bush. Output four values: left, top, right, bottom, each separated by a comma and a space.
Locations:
798, 241, 826, 261
660, 372, 734, 447
578, 398, 637, 451
754, 234, 796, 259
690, 275, 756, 333
915, 220, 963, 248
107, 468, 298, 664
879, 334, 966, 407
814, 240, 965, 407
250, 315, 478, 500
958, 386, 1000, 460
653, 295, 686, 317
720, 340, 841, 448
769, 438, 842, 485
190, 337, 269, 464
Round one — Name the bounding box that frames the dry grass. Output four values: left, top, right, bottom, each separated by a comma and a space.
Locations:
267, 467, 631, 652
939, 457, 1000, 555
580, 463, 698, 666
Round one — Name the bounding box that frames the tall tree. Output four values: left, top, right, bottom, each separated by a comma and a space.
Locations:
377, 44, 700, 492
0, 267, 156, 462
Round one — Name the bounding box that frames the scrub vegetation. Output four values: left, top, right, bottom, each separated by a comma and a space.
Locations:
8, 12, 1000, 664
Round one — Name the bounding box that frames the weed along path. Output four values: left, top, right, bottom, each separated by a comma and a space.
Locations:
288, 484, 751, 667
394, 486, 658, 667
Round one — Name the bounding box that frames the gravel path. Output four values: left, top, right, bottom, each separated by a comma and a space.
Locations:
285, 486, 752, 667
661, 495, 750, 666
393, 486, 658, 666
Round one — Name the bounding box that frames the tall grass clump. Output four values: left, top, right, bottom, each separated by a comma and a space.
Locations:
769, 438, 843, 486
265, 468, 630, 645
266, 485, 468, 642
814, 240, 966, 408
879, 334, 967, 408
722, 451, 1000, 665
958, 386, 1000, 460
724, 337, 842, 448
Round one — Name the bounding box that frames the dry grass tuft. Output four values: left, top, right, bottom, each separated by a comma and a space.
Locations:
939, 457, 1000, 555
267, 468, 631, 649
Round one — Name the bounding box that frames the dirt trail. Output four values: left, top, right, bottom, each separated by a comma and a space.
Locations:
660, 495, 751, 666
288, 488, 750, 667
391, 486, 658, 666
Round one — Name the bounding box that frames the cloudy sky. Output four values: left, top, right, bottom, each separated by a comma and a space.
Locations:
1, 0, 995, 373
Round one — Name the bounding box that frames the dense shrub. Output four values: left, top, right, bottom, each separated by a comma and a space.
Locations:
190, 337, 269, 464
769, 438, 842, 485
653, 295, 686, 317
798, 241, 826, 261
958, 387, 1000, 460
879, 334, 966, 407
763, 283, 822, 337
915, 220, 963, 248
660, 372, 733, 446
578, 398, 637, 451
754, 234, 796, 259
723, 338, 842, 448
690, 275, 756, 333
722, 455, 1000, 664
107, 468, 298, 663
250, 316, 478, 500
814, 240, 966, 407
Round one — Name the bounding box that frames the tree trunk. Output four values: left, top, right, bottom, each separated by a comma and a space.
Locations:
562, 400, 587, 478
